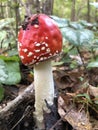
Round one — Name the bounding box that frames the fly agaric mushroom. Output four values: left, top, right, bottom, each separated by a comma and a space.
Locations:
18, 14, 62, 129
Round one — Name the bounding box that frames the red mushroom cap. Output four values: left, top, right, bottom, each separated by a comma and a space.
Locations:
18, 14, 62, 65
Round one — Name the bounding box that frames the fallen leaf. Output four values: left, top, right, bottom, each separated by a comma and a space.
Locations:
58, 95, 92, 130
88, 85, 98, 97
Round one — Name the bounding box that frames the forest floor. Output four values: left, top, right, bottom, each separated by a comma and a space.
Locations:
0, 50, 98, 130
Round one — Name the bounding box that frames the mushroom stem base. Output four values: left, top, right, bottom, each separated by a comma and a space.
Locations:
34, 59, 54, 129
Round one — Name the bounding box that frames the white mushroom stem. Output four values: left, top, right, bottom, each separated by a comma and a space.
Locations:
34, 59, 54, 129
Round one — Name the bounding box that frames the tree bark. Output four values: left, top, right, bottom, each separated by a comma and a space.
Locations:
95, 0, 98, 22
36, 0, 40, 13
87, 0, 90, 22
42, 0, 54, 15
14, 0, 20, 38
71, 0, 76, 21
0, 2, 4, 18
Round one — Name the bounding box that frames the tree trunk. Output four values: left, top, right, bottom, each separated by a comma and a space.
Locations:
42, 0, 54, 15
36, 0, 40, 13
19, 0, 54, 16
36, 0, 54, 15
25, 0, 33, 16
87, 0, 90, 22
14, 0, 21, 38
0, 2, 4, 18
95, 0, 98, 22
71, 0, 76, 21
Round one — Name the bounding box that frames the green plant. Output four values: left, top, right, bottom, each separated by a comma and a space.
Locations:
0, 18, 16, 49
0, 56, 21, 85
74, 92, 98, 112
52, 16, 98, 70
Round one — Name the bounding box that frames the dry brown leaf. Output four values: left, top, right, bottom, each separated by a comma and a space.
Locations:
88, 85, 98, 97
58, 96, 92, 130
53, 68, 84, 90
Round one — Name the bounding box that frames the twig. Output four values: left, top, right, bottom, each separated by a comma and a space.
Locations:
10, 106, 31, 130
49, 107, 74, 130
0, 83, 34, 119
76, 47, 86, 69
49, 118, 62, 130
91, 47, 96, 60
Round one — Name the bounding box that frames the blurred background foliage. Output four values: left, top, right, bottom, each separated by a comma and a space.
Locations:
0, 0, 97, 49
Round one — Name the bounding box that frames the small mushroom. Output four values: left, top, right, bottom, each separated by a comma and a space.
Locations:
18, 14, 62, 129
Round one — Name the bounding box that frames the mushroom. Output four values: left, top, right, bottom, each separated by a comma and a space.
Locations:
18, 14, 62, 129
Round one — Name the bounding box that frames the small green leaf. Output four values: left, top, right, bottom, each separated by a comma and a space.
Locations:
2, 61, 21, 85
0, 59, 21, 85
87, 61, 98, 68
0, 55, 20, 62
61, 27, 94, 46
0, 59, 8, 83
76, 93, 92, 103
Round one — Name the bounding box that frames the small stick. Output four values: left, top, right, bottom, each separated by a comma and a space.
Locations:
10, 106, 31, 130
49, 107, 74, 130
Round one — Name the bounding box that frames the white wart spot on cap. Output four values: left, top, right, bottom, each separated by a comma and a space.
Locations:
23, 48, 28, 53
34, 56, 37, 59
42, 42, 48, 47
35, 43, 41, 47
41, 46, 46, 50
46, 48, 50, 53
34, 24, 39, 28
45, 43, 48, 47
34, 49, 40, 53
20, 55, 24, 59
45, 37, 48, 39
40, 57, 44, 61
37, 57, 39, 59
27, 52, 33, 57
49, 53, 52, 56
56, 50, 59, 53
